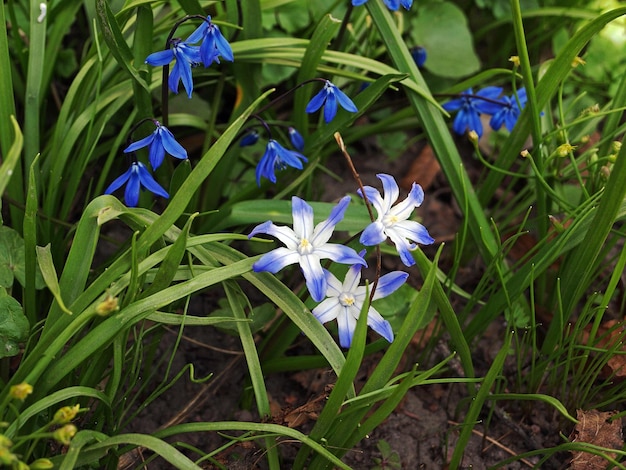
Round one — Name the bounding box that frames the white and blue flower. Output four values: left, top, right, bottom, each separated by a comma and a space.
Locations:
359, 174, 434, 267
248, 196, 366, 302
313, 255, 407, 348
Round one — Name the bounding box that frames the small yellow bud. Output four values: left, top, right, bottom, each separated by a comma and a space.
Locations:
580, 135, 589, 144
600, 165, 611, 180
53, 424, 77, 446
15, 460, 29, 470
571, 56, 586, 67
509, 55, 520, 67
0, 435, 12, 448
556, 143, 576, 158
520, 149, 529, 158
612, 141, 621, 154
467, 130, 479, 143
9, 383, 33, 401
53, 404, 80, 424
30, 458, 54, 469
96, 294, 119, 316
608, 153, 616, 163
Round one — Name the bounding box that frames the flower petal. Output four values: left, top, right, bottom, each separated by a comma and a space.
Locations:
387, 230, 417, 267
124, 132, 156, 154
299, 253, 326, 302
377, 173, 400, 212
314, 244, 366, 266
337, 306, 358, 348
104, 166, 133, 195
136, 162, 169, 198
252, 247, 300, 273
311, 195, 350, 245
292, 196, 315, 240
159, 126, 188, 160
334, 86, 358, 113
124, 167, 141, 207
168, 61, 182, 94
390, 182, 423, 219
367, 306, 394, 343
357, 186, 385, 218
248, 221, 299, 250
324, 269, 344, 297
392, 220, 434, 246
312, 298, 341, 324
145, 49, 174, 66
360, 221, 387, 246
149, 135, 166, 170
186, 21, 208, 44
372, 271, 408, 301
342, 262, 363, 293
323, 91, 338, 123
305, 88, 327, 114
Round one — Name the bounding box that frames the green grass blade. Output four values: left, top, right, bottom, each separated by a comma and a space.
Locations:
0, 116, 22, 197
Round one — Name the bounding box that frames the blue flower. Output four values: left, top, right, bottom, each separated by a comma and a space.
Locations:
186, 16, 234, 66
489, 88, 527, 132
145, 39, 201, 98
359, 173, 434, 267
312, 254, 407, 348
256, 139, 307, 186
352, 0, 413, 10
240, 129, 260, 147
105, 161, 169, 208
248, 196, 367, 302
305, 80, 358, 123
411, 46, 427, 68
442, 87, 503, 138
288, 127, 305, 151
124, 121, 188, 170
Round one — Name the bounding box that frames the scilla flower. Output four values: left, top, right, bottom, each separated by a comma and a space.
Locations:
256, 139, 307, 186
288, 127, 305, 152
306, 80, 358, 123
186, 16, 234, 66
145, 39, 201, 98
359, 173, 434, 267
248, 196, 366, 302
313, 252, 407, 348
442, 87, 503, 138
105, 161, 169, 207
489, 88, 527, 132
352, 0, 413, 10
124, 121, 187, 170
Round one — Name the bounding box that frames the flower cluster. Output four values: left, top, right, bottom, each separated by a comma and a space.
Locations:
248, 174, 433, 347
145, 16, 233, 98
443, 87, 527, 138
242, 80, 358, 185
352, 0, 413, 11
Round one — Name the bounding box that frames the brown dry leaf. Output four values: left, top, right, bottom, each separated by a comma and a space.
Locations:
278, 385, 333, 428
401, 143, 441, 191
580, 320, 626, 380
569, 409, 623, 469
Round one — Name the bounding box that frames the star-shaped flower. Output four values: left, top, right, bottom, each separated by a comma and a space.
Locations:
256, 139, 307, 186
145, 39, 201, 98
305, 80, 358, 123
124, 121, 187, 170
104, 161, 169, 207
359, 173, 434, 267
442, 86, 503, 138
313, 255, 407, 348
248, 196, 367, 302
186, 16, 234, 66
489, 88, 527, 132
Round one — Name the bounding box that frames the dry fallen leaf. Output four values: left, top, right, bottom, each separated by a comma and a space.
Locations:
580, 320, 626, 380
569, 409, 623, 469
401, 143, 441, 191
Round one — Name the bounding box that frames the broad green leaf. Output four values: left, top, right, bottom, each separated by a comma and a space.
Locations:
411, 2, 480, 78
0, 293, 29, 358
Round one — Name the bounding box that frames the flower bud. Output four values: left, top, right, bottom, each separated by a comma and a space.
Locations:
53, 424, 77, 445
467, 130, 479, 144
556, 143, 576, 158
9, 383, 33, 401
509, 55, 520, 67
53, 404, 80, 424
96, 294, 119, 316
288, 127, 305, 152
30, 458, 54, 469
239, 130, 259, 147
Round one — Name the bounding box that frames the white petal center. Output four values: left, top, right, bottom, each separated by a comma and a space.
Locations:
298, 238, 314, 255
339, 292, 355, 307
382, 213, 399, 227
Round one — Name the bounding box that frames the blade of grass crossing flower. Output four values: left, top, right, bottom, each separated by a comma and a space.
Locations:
293, 286, 370, 468
224, 281, 280, 469
478, 6, 626, 204
293, 14, 342, 133
449, 330, 512, 469
36, 244, 72, 315
23, 154, 39, 324
365, 1, 499, 264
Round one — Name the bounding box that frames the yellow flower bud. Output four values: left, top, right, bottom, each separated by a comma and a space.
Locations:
53, 424, 77, 445
96, 294, 119, 316
30, 458, 55, 469
612, 141, 621, 154
520, 149, 529, 158
556, 143, 576, 158
53, 404, 80, 424
467, 130, 479, 143
509, 56, 520, 67
571, 56, 586, 67
9, 383, 33, 401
